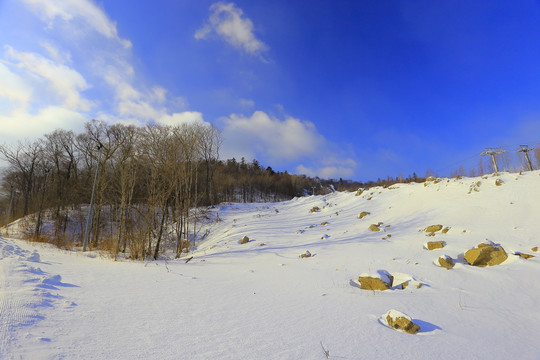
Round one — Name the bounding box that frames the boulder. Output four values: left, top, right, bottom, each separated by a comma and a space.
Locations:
300, 250, 311, 258
424, 224, 443, 233
441, 227, 450, 234
384, 310, 421, 334
532, 247, 538, 252
358, 276, 390, 291
310, 206, 320, 213
518, 253, 534, 260
369, 224, 380, 232
464, 243, 508, 267
358, 211, 370, 219
240, 236, 250, 244
426, 241, 445, 250
438, 255, 455, 269
495, 179, 504, 186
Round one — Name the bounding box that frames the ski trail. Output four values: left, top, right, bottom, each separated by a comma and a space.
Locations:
0, 238, 36, 357
0, 237, 76, 359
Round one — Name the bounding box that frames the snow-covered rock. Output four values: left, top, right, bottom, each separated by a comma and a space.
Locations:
383, 309, 421, 334
426, 241, 446, 250
438, 255, 455, 269
464, 243, 508, 267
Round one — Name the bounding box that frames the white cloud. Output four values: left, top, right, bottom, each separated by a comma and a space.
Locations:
21, 0, 131, 48
0, 63, 32, 107
40, 42, 72, 64
220, 110, 359, 179
158, 111, 206, 127
195, 2, 268, 57
5, 45, 93, 111
0, 106, 87, 144
221, 111, 323, 161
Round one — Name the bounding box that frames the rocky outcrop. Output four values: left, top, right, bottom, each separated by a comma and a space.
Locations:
426, 241, 445, 250
424, 224, 443, 233
464, 243, 508, 267
240, 236, 250, 244
384, 310, 421, 334
438, 255, 455, 269
358, 211, 370, 219
358, 276, 391, 291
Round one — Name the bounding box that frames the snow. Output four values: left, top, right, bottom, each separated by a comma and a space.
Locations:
1, 171, 540, 359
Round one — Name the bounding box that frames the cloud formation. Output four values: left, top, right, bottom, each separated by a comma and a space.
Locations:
21, 0, 131, 48
220, 111, 357, 179
195, 2, 268, 57
5, 45, 93, 111
158, 111, 205, 127
0, 0, 209, 146
221, 111, 323, 161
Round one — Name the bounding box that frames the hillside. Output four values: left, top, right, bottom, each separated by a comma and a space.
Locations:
1, 171, 540, 359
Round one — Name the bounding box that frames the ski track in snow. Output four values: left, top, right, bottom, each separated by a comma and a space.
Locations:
0, 238, 77, 359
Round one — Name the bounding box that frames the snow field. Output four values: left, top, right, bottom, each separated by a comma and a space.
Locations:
1, 171, 540, 359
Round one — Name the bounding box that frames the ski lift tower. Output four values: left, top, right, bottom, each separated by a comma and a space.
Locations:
480, 148, 506, 174
517, 145, 534, 171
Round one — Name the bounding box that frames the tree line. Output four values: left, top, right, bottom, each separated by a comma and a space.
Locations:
0, 120, 359, 259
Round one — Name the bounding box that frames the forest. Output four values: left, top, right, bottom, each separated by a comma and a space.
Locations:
0, 120, 367, 260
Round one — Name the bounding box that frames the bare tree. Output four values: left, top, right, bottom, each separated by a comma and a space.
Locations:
0, 140, 43, 216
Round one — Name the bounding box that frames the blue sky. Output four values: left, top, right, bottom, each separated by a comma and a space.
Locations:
1, 1, 540, 181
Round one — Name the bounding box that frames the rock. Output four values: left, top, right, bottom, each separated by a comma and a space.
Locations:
310, 206, 320, 213
426, 241, 445, 250
356, 188, 364, 196
518, 253, 534, 260
384, 310, 421, 334
424, 225, 443, 233
495, 179, 504, 186
358, 276, 390, 291
532, 247, 538, 252
441, 227, 450, 234
240, 236, 250, 244
321, 222, 328, 226
300, 250, 311, 258
369, 224, 380, 232
438, 255, 455, 269
464, 243, 508, 267
358, 211, 370, 219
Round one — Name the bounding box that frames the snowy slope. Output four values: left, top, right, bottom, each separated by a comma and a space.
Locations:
1, 171, 540, 359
